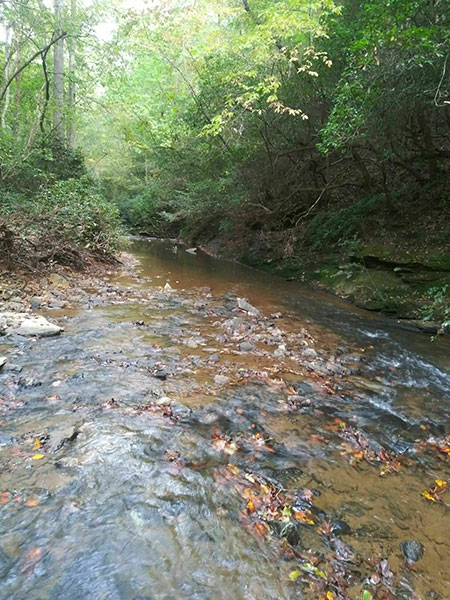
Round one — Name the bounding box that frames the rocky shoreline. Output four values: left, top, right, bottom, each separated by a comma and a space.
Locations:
195, 239, 450, 337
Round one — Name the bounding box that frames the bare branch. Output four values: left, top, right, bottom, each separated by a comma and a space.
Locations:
0, 31, 67, 104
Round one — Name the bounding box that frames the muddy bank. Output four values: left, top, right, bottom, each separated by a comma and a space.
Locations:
196, 236, 450, 334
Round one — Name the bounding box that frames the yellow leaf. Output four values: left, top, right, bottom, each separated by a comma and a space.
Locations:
421, 490, 436, 502
327, 592, 334, 600
288, 570, 301, 581
227, 464, 240, 474
435, 479, 447, 488
32, 454, 44, 460
34, 439, 41, 449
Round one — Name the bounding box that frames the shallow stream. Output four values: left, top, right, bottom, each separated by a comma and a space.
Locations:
0, 239, 449, 600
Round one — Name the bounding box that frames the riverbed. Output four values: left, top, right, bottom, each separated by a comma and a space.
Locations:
0, 239, 449, 600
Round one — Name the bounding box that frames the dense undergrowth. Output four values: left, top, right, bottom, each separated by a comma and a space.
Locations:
0, 141, 122, 273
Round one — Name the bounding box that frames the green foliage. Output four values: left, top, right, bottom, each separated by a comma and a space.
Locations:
34, 177, 122, 254
307, 196, 381, 250
319, 0, 450, 153
0, 176, 122, 266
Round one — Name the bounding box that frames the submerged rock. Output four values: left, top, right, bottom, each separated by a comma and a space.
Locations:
0, 312, 63, 337
401, 539, 424, 563
331, 520, 351, 535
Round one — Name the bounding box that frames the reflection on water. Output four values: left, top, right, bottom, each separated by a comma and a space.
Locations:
0, 238, 449, 600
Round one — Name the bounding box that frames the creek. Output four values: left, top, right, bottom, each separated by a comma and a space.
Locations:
0, 239, 449, 600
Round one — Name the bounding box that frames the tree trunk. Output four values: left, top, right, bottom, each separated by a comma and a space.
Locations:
13, 46, 22, 137
1, 18, 12, 130
53, 0, 65, 143
67, 0, 76, 147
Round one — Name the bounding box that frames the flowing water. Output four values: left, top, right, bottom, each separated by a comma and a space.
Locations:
0, 239, 449, 600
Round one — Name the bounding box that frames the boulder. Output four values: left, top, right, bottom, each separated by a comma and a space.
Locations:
0, 312, 63, 338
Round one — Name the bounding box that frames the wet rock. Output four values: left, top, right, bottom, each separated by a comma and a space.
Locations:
331, 520, 351, 535
208, 354, 220, 363
0, 357, 6, 369
49, 424, 79, 453
0, 312, 63, 337
349, 376, 387, 394
396, 576, 417, 600
153, 369, 168, 380
214, 374, 230, 386
163, 283, 174, 292
302, 347, 318, 359
239, 341, 255, 352
48, 300, 66, 309
270, 521, 302, 546
30, 297, 42, 310
186, 247, 197, 254
222, 316, 246, 333
273, 344, 286, 358
237, 297, 262, 318
293, 381, 314, 394
154, 396, 172, 406
401, 540, 424, 563
51, 289, 66, 299
330, 537, 355, 561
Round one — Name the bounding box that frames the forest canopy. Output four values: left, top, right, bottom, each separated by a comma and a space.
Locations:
1, 0, 449, 317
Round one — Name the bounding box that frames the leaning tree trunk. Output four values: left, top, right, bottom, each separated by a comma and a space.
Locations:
53, 0, 65, 143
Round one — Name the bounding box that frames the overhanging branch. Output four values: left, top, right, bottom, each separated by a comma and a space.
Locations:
0, 31, 67, 104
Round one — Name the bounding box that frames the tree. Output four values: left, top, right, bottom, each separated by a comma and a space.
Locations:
53, 0, 65, 142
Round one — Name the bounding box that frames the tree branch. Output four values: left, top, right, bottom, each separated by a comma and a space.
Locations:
0, 31, 67, 104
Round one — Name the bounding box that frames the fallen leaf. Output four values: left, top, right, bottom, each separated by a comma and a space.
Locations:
25, 498, 40, 507
32, 454, 44, 460
0, 491, 12, 504
227, 464, 240, 475
293, 509, 314, 524
289, 569, 301, 581
253, 521, 269, 536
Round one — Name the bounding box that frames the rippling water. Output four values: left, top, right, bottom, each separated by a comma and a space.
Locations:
0, 239, 449, 600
